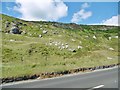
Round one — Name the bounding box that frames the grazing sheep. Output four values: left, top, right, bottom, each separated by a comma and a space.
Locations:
61, 46, 65, 49
108, 37, 112, 40
55, 43, 58, 46
107, 57, 113, 60
39, 35, 42, 38
49, 43, 52, 46
68, 48, 76, 52
93, 35, 97, 39
109, 48, 114, 51
42, 30, 48, 34
114, 36, 118, 39
10, 39, 15, 42
65, 45, 69, 49
78, 45, 83, 49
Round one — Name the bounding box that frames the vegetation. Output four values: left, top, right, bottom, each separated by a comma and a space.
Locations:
1, 14, 119, 78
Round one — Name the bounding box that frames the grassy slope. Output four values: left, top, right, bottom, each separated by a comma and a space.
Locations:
1, 14, 119, 78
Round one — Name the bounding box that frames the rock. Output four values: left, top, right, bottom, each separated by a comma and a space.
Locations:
58, 35, 62, 37
10, 27, 21, 34
42, 30, 48, 34
79, 41, 82, 44
71, 39, 76, 42
53, 31, 58, 35
23, 24, 27, 26
21, 31, 27, 35
5, 21, 10, 28
85, 36, 89, 38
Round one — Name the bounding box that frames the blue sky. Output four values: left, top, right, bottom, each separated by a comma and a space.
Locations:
1, 1, 119, 26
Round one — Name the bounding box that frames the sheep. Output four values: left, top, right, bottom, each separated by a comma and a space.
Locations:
108, 37, 112, 40
65, 45, 69, 49
107, 57, 113, 60
39, 35, 42, 38
93, 35, 97, 39
10, 39, 15, 42
78, 46, 83, 49
109, 48, 114, 51
42, 30, 48, 34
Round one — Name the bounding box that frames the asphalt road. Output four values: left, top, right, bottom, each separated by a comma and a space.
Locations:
2, 67, 119, 89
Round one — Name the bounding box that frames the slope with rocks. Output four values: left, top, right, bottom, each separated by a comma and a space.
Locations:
1, 14, 119, 78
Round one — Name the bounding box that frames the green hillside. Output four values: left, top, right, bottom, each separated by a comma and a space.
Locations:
1, 14, 119, 78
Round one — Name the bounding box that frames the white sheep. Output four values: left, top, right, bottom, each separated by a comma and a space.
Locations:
107, 57, 113, 60
93, 35, 97, 39
78, 46, 83, 49
114, 36, 118, 38
109, 48, 114, 51
10, 39, 15, 42
65, 45, 69, 49
42, 30, 48, 34
108, 37, 111, 40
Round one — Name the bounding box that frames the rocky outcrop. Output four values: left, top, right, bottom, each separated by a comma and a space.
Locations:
10, 26, 22, 34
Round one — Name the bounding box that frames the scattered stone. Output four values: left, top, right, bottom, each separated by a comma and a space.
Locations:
79, 41, 82, 44
10, 27, 21, 34
58, 35, 62, 37
5, 21, 10, 28
53, 31, 58, 35
85, 36, 89, 38
29, 34, 32, 36
23, 24, 27, 26
71, 39, 76, 42
21, 31, 27, 35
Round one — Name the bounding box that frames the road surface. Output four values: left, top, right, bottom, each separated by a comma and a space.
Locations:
2, 67, 119, 89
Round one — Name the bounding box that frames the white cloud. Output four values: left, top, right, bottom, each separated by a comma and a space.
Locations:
14, 0, 68, 21
81, 2, 89, 9
89, 15, 119, 26
102, 15, 119, 26
71, 9, 92, 23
